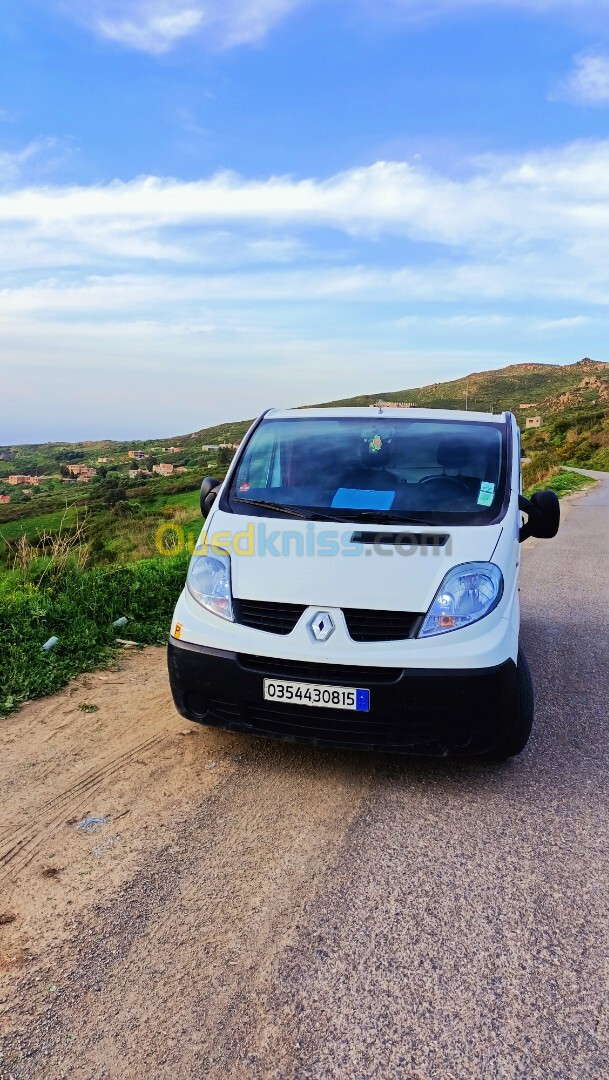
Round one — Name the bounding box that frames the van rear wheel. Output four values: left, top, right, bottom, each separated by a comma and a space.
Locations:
486, 650, 534, 760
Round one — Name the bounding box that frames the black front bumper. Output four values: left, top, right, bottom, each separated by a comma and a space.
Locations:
167, 637, 518, 755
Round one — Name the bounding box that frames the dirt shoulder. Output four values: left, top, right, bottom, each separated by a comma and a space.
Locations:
0, 647, 240, 1002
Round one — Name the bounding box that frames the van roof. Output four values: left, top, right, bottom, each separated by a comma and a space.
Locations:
267, 407, 508, 424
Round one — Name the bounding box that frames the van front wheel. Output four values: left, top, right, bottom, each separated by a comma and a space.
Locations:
487, 651, 534, 760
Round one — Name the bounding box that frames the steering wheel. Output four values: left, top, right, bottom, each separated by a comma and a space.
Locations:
418, 475, 471, 494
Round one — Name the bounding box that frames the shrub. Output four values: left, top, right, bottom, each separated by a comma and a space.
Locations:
589, 448, 609, 471
521, 451, 558, 490
111, 499, 137, 517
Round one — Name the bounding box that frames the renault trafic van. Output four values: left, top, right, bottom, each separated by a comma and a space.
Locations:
168, 407, 559, 758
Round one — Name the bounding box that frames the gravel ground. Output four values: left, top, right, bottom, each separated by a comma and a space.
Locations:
1, 475, 608, 1079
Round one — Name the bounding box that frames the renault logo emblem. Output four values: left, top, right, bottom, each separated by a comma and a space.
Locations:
309, 611, 335, 642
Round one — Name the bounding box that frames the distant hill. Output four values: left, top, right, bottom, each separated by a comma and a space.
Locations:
312, 358, 609, 415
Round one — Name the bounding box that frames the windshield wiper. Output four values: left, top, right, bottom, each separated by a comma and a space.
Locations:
232, 498, 358, 523
232, 497, 310, 519
232, 499, 443, 527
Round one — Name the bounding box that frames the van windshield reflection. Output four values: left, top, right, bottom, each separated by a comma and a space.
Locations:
227, 417, 507, 525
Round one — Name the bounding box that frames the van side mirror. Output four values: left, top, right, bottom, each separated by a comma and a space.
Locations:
518, 490, 560, 543
200, 476, 221, 517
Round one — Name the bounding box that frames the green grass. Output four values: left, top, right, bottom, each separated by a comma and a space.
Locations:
142, 488, 201, 513
0, 552, 189, 715
0, 504, 81, 546
0, 479, 205, 569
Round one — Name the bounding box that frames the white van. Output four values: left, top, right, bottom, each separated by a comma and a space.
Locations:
168, 407, 559, 758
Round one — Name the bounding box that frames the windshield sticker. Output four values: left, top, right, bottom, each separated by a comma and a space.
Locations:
369, 434, 383, 453
332, 488, 396, 510
477, 481, 495, 507
239, 482, 250, 492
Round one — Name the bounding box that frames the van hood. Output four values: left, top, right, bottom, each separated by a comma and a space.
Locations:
203, 510, 503, 615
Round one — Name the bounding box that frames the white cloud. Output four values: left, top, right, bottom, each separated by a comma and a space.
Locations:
395, 313, 510, 328
0, 138, 58, 184
62, 0, 304, 53
97, 7, 204, 53
0, 260, 605, 320
553, 52, 609, 105
212, 0, 307, 48
4, 140, 609, 316
3, 139, 609, 257
533, 315, 592, 330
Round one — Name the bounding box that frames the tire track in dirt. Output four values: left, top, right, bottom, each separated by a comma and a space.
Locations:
0, 733, 165, 884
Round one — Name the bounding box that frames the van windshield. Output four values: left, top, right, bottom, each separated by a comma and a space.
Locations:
226, 417, 508, 525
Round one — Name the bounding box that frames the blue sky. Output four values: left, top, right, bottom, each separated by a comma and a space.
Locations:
2, 0, 609, 442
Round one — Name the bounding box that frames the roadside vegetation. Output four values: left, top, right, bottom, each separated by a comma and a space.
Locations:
522, 466, 596, 499
0, 542, 189, 715
520, 404, 608, 496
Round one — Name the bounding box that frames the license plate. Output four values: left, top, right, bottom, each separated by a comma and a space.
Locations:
263, 679, 370, 712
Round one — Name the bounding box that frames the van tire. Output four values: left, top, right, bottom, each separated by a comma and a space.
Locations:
486, 650, 534, 760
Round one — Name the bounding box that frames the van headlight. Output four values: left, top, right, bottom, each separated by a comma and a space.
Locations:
418, 562, 503, 638
186, 547, 234, 621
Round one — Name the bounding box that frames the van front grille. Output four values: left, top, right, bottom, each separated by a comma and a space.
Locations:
342, 608, 422, 642
233, 599, 306, 635
233, 599, 423, 641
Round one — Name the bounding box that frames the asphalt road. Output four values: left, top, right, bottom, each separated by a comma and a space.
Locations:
1, 475, 608, 1079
